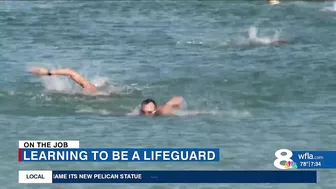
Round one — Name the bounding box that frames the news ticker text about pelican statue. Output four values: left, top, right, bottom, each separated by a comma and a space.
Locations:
17, 140, 336, 184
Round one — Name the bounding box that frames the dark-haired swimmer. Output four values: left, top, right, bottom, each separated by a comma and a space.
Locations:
139, 96, 183, 116
30, 67, 183, 116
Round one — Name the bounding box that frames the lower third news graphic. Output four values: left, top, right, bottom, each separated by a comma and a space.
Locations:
18, 141, 336, 184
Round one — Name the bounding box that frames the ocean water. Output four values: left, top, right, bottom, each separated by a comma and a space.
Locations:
0, 1, 335, 188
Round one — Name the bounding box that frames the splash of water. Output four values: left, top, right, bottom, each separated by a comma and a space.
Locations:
321, 2, 336, 12
127, 105, 141, 116
172, 109, 251, 118
90, 77, 124, 96
248, 26, 258, 39
75, 107, 111, 115
247, 26, 280, 45
39, 73, 130, 96
29, 63, 139, 96
41, 75, 79, 94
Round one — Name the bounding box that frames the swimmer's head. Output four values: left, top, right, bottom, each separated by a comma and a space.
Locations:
139, 99, 158, 116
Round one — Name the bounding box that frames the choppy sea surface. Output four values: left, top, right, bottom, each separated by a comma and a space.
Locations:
0, 1, 335, 189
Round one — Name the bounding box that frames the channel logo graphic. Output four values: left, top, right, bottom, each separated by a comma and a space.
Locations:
274, 149, 297, 169
284, 160, 297, 169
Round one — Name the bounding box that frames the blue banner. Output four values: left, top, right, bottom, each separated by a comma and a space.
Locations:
292, 151, 336, 169
19, 148, 219, 162
51, 170, 317, 183
274, 149, 336, 169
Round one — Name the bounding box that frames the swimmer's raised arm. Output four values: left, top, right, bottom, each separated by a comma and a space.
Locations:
157, 96, 184, 115
30, 67, 97, 93
164, 96, 184, 108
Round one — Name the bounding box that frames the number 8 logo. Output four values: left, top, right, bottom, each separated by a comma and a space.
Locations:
274, 149, 293, 169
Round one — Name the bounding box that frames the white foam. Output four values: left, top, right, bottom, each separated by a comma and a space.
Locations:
91, 77, 110, 88
172, 109, 251, 118
41, 75, 78, 94
39, 73, 128, 96
171, 110, 219, 116
227, 110, 251, 118
75, 107, 111, 115
127, 105, 141, 116
322, 2, 336, 12
247, 26, 281, 45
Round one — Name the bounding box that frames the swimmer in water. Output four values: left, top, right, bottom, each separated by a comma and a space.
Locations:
248, 27, 289, 46
139, 97, 183, 116
30, 67, 183, 116
30, 67, 98, 93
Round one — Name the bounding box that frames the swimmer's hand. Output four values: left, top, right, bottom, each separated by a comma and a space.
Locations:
30, 67, 49, 75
